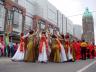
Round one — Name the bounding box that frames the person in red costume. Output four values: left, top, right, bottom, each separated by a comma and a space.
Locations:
75, 41, 81, 60
65, 33, 73, 62
12, 33, 25, 61
94, 45, 96, 57
71, 40, 77, 61
87, 42, 94, 59
38, 31, 49, 63
87, 42, 91, 59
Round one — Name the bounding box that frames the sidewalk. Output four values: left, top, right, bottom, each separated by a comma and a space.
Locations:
0, 57, 11, 63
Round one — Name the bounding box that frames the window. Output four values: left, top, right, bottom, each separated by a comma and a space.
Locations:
25, 16, 33, 32
0, 4, 5, 31
12, 7, 23, 33
13, 11, 19, 28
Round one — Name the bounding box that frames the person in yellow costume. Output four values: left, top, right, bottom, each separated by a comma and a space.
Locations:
50, 34, 61, 63
24, 30, 38, 62
80, 40, 87, 60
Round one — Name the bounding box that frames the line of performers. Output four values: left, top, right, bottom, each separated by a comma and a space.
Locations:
11, 29, 96, 63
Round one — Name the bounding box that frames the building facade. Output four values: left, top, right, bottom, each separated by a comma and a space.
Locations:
82, 8, 95, 43
0, 0, 74, 42
67, 18, 74, 35
73, 25, 83, 40
0, 0, 26, 42
11, 0, 74, 34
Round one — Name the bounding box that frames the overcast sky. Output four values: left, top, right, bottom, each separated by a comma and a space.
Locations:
48, 0, 96, 25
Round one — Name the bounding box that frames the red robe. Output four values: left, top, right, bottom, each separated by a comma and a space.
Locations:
94, 45, 96, 57
65, 40, 72, 54
88, 44, 94, 52
39, 36, 48, 54
75, 42, 81, 60
20, 36, 25, 52
88, 44, 94, 58
72, 42, 76, 59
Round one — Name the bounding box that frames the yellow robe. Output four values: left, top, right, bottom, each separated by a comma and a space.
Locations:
24, 35, 35, 62
51, 38, 61, 63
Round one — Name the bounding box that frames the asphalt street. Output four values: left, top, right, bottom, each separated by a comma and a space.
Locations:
83, 63, 96, 72
0, 57, 96, 72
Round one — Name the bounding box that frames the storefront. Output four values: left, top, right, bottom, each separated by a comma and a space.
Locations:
0, 0, 59, 42
0, 0, 26, 42
4, 0, 26, 33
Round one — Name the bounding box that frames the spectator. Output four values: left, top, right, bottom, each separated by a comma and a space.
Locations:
80, 40, 87, 60
9, 41, 14, 57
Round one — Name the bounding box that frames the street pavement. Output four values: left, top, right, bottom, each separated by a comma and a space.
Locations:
83, 63, 96, 72
0, 57, 96, 72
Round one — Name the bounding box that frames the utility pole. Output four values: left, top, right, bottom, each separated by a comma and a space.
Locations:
66, 17, 67, 34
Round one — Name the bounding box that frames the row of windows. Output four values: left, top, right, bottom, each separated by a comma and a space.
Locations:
0, 1, 45, 34
0, 4, 5, 31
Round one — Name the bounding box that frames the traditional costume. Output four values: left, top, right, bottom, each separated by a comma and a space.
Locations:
0, 42, 2, 56
0, 42, 5, 56
60, 43, 67, 62
14, 43, 18, 54
94, 45, 96, 57
50, 35, 61, 63
65, 34, 73, 61
12, 33, 25, 61
88, 43, 94, 59
60, 35, 67, 62
71, 41, 76, 61
24, 31, 36, 62
75, 41, 81, 60
38, 32, 48, 63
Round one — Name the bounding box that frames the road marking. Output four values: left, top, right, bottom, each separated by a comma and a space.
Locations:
77, 60, 96, 72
